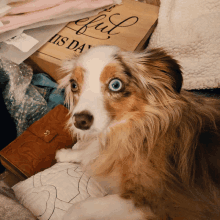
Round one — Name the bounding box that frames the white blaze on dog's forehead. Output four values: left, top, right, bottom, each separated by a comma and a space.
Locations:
77, 46, 119, 93
72, 46, 119, 132
79, 46, 119, 69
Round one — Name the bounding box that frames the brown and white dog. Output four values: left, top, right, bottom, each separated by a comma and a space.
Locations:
56, 45, 220, 220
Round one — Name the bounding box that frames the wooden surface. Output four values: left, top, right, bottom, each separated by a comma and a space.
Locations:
29, 0, 159, 81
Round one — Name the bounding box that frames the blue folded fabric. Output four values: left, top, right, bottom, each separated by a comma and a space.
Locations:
31, 73, 64, 110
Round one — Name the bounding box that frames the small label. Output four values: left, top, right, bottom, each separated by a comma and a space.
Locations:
4, 33, 39, 52
0, 21, 3, 27
0, 5, 11, 14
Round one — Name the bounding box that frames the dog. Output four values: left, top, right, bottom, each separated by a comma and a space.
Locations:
56, 45, 220, 220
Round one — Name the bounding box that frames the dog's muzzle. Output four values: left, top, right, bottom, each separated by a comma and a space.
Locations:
73, 111, 94, 130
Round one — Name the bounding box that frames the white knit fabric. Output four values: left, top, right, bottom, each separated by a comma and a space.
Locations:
148, 0, 220, 90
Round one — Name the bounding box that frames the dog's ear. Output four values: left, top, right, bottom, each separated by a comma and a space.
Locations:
57, 58, 77, 109
57, 72, 71, 90
119, 48, 183, 93
57, 55, 78, 89
143, 48, 183, 93
57, 73, 72, 109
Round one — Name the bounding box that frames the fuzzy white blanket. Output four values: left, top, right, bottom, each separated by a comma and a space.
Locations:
148, 0, 220, 90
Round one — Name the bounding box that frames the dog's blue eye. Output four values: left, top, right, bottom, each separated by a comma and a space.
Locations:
108, 79, 123, 92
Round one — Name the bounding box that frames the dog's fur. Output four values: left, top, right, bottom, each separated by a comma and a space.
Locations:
56, 45, 220, 220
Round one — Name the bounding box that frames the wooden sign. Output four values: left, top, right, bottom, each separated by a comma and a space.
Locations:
29, 0, 159, 81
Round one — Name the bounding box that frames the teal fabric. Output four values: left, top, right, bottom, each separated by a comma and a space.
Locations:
31, 73, 64, 110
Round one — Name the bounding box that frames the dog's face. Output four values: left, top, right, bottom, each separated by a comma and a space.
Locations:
59, 46, 182, 138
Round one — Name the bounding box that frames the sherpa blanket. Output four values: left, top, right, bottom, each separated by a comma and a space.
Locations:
148, 0, 220, 90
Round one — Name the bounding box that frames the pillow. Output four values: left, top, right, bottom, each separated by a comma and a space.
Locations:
12, 163, 107, 220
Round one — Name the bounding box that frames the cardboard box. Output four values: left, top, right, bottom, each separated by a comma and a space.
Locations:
29, 0, 159, 81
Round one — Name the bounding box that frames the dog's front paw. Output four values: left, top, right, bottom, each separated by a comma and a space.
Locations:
56, 148, 83, 163
62, 202, 89, 220
72, 141, 81, 150
56, 148, 73, 163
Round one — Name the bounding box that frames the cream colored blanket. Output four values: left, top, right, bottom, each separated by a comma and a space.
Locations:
149, 0, 220, 90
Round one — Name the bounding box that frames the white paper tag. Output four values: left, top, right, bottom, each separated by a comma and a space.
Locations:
0, 5, 11, 14
4, 33, 39, 52
0, 21, 3, 27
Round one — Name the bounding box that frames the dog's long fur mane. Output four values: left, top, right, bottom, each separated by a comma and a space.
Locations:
92, 49, 220, 219
59, 48, 220, 220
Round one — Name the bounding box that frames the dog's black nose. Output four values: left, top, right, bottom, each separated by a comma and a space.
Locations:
73, 111, 94, 130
